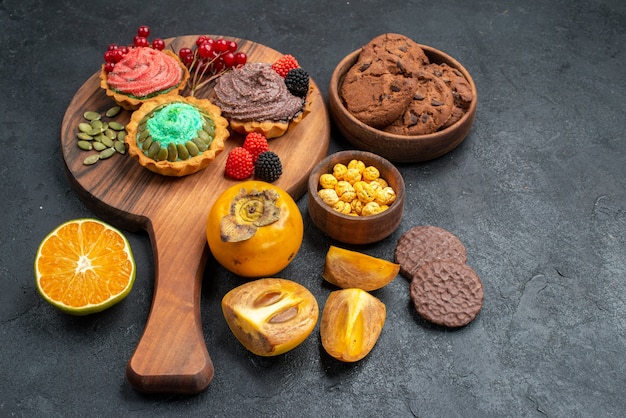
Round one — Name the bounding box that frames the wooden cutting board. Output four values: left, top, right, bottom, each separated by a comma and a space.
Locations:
60, 35, 330, 394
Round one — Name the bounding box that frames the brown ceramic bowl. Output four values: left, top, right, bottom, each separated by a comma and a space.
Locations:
328, 45, 477, 163
308, 150, 405, 245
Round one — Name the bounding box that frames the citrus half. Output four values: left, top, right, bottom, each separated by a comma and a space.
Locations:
34, 218, 136, 315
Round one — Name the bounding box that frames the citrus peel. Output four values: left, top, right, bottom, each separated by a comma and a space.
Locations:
34, 218, 136, 315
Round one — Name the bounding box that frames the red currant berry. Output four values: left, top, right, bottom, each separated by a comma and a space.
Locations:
207, 49, 220, 60
227, 41, 238, 53
104, 50, 117, 63
196, 35, 208, 46
222, 52, 236, 67
137, 25, 150, 38
212, 57, 225, 72
107, 44, 118, 51
182, 54, 195, 67
235, 52, 248, 66
104, 62, 116, 73
134, 36, 149, 47
197, 42, 214, 59
215, 38, 229, 52
152, 38, 165, 50
119, 45, 130, 55
179, 47, 193, 59
112, 49, 125, 62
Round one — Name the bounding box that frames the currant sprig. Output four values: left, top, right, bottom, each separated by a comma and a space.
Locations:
177, 35, 248, 96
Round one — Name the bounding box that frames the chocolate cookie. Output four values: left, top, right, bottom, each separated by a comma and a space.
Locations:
426, 63, 474, 129
394, 226, 467, 279
339, 33, 432, 128
383, 73, 454, 135
410, 260, 483, 327
341, 71, 418, 128
358, 33, 430, 77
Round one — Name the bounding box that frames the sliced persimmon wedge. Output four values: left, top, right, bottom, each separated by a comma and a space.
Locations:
320, 288, 386, 362
322, 245, 399, 291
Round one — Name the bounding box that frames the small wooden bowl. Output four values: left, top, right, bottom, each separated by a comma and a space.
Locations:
307, 150, 405, 245
328, 45, 477, 163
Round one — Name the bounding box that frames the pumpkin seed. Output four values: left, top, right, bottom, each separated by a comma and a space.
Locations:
83, 111, 101, 121
177, 143, 190, 160
138, 130, 151, 142
167, 143, 178, 162
114, 140, 126, 154
88, 128, 103, 137
104, 128, 116, 139
77, 132, 94, 141
101, 137, 114, 148
185, 141, 199, 156
109, 121, 125, 131
99, 147, 116, 160
93, 142, 107, 151
192, 137, 208, 152
204, 124, 215, 137
77, 140, 93, 151
78, 123, 93, 133
90, 119, 103, 130
76, 107, 125, 166
197, 130, 210, 142
105, 106, 121, 118
148, 141, 161, 159
155, 146, 168, 161
142, 136, 153, 151
83, 154, 100, 165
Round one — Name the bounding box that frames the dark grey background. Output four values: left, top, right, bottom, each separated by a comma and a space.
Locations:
2, 0, 625, 416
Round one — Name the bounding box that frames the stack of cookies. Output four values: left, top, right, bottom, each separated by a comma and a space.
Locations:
394, 226, 484, 328
340, 33, 474, 135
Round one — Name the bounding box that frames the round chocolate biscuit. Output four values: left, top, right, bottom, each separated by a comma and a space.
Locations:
425, 63, 474, 129
440, 106, 466, 130
341, 71, 418, 128
383, 73, 454, 135
358, 33, 429, 77
427, 63, 474, 109
394, 225, 467, 279
410, 260, 483, 327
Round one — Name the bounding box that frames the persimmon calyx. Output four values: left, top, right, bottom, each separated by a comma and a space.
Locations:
220, 188, 281, 242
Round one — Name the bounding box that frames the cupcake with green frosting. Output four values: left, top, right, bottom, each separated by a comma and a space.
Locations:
125, 95, 229, 176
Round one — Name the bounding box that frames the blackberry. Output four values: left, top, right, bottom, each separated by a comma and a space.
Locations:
254, 151, 283, 182
284, 68, 310, 97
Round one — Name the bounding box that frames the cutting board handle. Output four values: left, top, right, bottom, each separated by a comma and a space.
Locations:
126, 215, 214, 394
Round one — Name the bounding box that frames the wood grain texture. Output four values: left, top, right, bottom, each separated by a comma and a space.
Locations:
60, 36, 330, 394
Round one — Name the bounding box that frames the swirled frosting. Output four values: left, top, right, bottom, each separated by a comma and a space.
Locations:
144, 103, 205, 147
107, 47, 183, 98
213, 62, 304, 122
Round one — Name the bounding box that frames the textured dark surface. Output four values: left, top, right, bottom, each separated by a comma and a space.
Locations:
1, 0, 625, 416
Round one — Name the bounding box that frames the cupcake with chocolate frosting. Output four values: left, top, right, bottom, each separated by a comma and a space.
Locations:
212, 62, 311, 138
